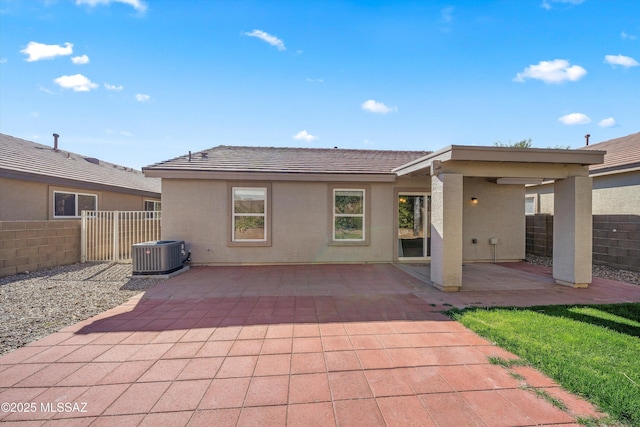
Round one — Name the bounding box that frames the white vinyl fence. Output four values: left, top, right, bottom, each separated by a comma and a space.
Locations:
81, 211, 161, 263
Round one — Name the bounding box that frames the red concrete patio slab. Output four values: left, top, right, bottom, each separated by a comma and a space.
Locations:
0, 262, 632, 425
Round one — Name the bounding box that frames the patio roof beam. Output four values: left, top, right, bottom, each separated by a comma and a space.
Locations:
435, 161, 590, 180
394, 145, 606, 177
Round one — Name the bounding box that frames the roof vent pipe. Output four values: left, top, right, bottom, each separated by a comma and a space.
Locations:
188, 151, 192, 162
584, 134, 590, 146
53, 133, 59, 151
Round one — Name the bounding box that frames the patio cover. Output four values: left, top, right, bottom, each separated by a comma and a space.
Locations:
394, 146, 605, 291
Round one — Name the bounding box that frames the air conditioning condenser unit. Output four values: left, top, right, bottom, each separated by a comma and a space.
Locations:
132, 240, 187, 275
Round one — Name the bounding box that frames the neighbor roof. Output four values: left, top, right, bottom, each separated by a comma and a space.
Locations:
144, 145, 431, 175
0, 133, 161, 197
580, 132, 640, 175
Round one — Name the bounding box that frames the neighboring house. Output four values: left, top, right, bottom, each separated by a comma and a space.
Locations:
0, 133, 161, 220
526, 132, 640, 215
144, 144, 604, 291
525, 132, 639, 272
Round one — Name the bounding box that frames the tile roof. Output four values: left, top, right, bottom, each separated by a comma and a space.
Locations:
144, 145, 431, 175
580, 132, 640, 174
0, 133, 161, 196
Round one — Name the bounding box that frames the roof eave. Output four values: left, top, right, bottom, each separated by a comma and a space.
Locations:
142, 168, 399, 182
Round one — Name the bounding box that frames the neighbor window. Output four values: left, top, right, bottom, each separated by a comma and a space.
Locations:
232, 187, 267, 242
144, 200, 162, 212
54, 191, 97, 218
525, 195, 536, 215
333, 189, 365, 241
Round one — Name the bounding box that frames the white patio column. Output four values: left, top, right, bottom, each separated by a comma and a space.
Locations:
430, 173, 463, 292
553, 176, 593, 287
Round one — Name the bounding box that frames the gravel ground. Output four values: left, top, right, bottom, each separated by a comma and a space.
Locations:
0, 263, 162, 355
525, 254, 640, 286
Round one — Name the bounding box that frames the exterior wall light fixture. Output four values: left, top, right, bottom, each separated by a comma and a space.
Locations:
471, 197, 478, 204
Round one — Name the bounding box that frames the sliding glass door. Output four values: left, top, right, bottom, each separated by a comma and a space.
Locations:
398, 193, 430, 259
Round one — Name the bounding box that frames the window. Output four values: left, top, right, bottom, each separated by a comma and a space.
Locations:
525, 195, 536, 215
54, 191, 97, 218
232, 187, 267, 242
333, 189, 365, 241
144, 200, 162, 212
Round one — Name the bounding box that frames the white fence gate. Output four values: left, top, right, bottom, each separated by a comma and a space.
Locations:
81, 211, 161, 263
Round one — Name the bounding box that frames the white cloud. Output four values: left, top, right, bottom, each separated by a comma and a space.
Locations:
106, 129, 132, 136
598, 117, 617, 128
71, 54, 89, 65
135, 93, 150, 102
604, 54, 639, 68
54, 74, 98, 92
514, 59, 587, 83
104, 83, 123, 91
293, 130, 318, 142
75, 0, 147, 12
542, 0, 585, 9
0, 58, 7, 64
361, 99, 396, 114
306, 78, 324, 83
558, 113, 591, 125
21, 41, 73, 62
38, 85, 56, 95
440, 6, 454, 23
621, 31, 637, 40
243, 29, 286, 51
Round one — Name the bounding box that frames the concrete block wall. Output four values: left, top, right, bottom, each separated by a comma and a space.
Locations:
0, 221, 81, 279
592, 215, 640, 272
525, 214, 553, 257
526, 214, 640, 272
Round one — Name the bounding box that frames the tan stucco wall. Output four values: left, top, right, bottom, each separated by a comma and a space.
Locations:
526, 170, 640, 215
0, 177, 160, 220
161, 177, 431, 265
0, 177, 48, 220
463, 177, 525, 262
592, 171, 640, 215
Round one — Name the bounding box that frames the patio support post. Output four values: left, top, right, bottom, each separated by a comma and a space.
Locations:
553, 176, 593, 287
430, 173, 463, 292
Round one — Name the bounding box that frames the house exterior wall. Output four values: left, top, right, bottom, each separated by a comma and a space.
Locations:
0, 177, 48, 220
0, 177, 160, 221
160, 177, 431, 265
160, 175, 527, 266
592, 171, 640, 215
463, 177, 525, 262
526, 170, 640, 215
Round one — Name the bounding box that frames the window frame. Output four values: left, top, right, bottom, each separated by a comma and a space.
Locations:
144, 200, 162, 212
327, 184, 371, 246
227, 183, 272, 247
525, 194, 537, 216
53, 191, 98, 218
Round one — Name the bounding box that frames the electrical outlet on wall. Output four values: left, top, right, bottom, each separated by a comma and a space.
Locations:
471, 238, 477, 244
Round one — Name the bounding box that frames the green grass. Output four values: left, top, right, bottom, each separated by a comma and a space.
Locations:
448, 303, 640, 426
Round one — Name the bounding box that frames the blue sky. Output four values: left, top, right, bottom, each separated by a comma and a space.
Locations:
1, 0, 638, 169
